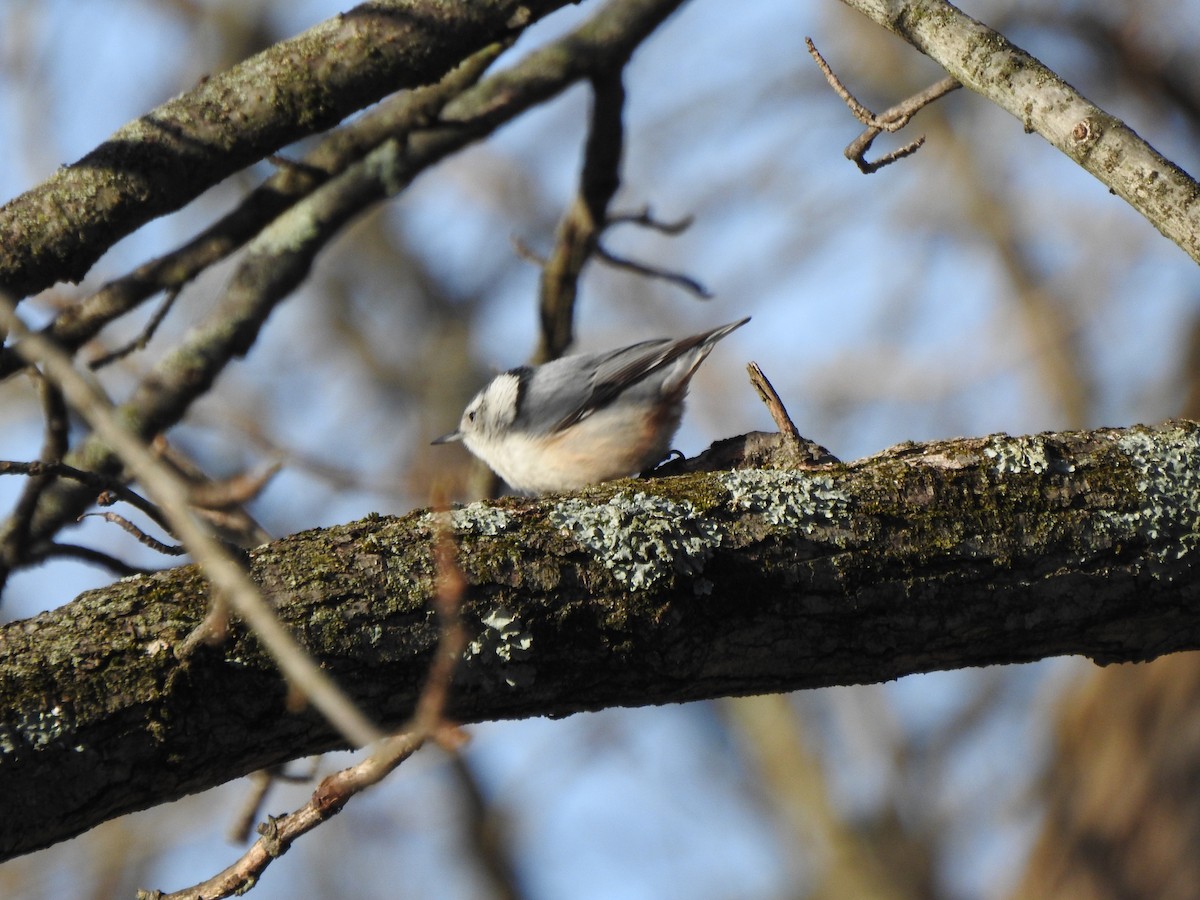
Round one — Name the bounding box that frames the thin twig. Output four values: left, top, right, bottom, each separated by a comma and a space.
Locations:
187, 461, 282, 511
595, 243, 712, 298
0, 372, 69, 580
226, 759, 323, 843
0, 295, 383, 749
806, 36, 960, 174
177, 595, 231, 657
0, 457, 178, 539
510, 235, 547, 267
146, 514, 469, 900
449, 753, 526, 900
744, 362, 840, 466
89, 287, 182, 370
78, 512, 186, 556
34, 542, 150, 577
607, 206, 694, 234
747, 362, 802, 444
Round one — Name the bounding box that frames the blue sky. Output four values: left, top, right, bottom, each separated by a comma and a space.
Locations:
1, 0, 1198, 897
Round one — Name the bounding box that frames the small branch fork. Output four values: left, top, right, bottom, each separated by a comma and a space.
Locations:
526, 66, 709, 366
805, 36, 961, 174
141, 519, 469, 900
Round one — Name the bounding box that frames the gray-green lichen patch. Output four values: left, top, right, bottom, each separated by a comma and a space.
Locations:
718, 469, 851, 532
983, 434, 1074, 475
549, 492, 722, 590
464, 606, 534, 688
422, 503, 513, 536
1113, 425, 1200, 561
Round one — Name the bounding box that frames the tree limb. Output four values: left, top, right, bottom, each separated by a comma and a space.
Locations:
5, 0, 694, 563
0, 41, 508, 382
3, 420, 1200, 860
838, 0, 1200, 262
0, 0, 573, 298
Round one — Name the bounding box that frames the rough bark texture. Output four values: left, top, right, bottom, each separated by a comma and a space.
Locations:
0, 0, 571, 298
4, 421, 1200, 860
840, 0, 1200, 263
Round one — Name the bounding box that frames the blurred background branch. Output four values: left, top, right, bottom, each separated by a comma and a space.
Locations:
0, 0, 1198, 897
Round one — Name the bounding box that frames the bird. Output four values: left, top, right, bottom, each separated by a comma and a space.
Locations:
433, 317, 749, 494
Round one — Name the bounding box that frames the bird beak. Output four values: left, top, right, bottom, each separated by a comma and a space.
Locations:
431, 430, 462, 445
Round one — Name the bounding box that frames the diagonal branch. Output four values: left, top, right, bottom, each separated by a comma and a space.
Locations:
0, 295, 383, 752
145, 521, 468, 900
0, 41, 508, 382
6, 0, 694, 562
0, 0, 571, 298
838, 0, 1200, 261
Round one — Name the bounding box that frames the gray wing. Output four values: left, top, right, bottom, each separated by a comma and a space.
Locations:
517, 318, 749, 434
511, 338, 672, 435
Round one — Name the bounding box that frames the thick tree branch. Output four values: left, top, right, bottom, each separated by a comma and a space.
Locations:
838, 0, 1200, 262
3, 421, 1200, 860
0, 0, 572, 298
0, 41, 508, 382
0, 295, 384, 749
6, 0, 693, 561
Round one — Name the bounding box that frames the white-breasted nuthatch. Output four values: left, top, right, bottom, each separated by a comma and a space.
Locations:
433, 317, 750, 494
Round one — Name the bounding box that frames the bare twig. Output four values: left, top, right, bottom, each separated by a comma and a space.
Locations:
806, 36, 960, 173
747, 362, 802, 444
78, 512, 186, 557
146, 514, 469, 900
740, 362, 841, 467
227, 769, 278, 846
511, 235, 548, 267
595, 243, 712, 298
187, 462, 282, 511
0, 296, 383, 749
0, 372, 69, 580
607, 206, 694, 234
226, 760, 325, 843
176, 596, 232, 657
2, 458, 178, 542
88, 287, 182, 370
449, 753, 526, 900
34, 542, 150, 577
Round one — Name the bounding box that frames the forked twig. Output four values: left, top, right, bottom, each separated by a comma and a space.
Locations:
806, 36, 961, 174
607, 206, 694, 234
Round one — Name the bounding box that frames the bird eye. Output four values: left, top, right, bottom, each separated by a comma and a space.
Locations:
467, 410, 477, 423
